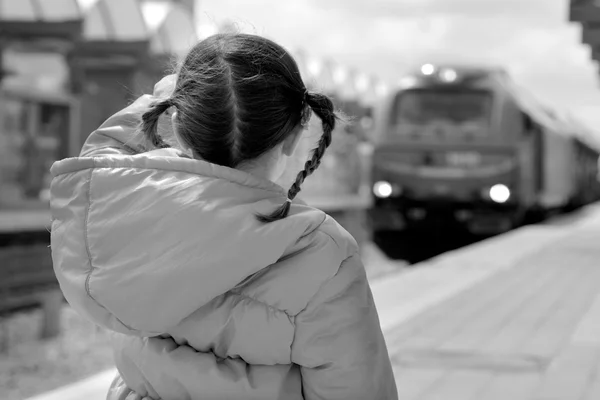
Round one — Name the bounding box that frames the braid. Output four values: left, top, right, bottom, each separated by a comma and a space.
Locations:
257, 91, 336, 223
140, 99, 173, 149
288, 92, 335, 199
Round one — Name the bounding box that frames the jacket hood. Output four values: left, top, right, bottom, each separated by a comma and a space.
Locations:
50, 149, 326, 336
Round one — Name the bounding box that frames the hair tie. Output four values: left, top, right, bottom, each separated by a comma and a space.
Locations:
301, 89, 309, 109
300, 89, 311, 126
286, 198, 292, 204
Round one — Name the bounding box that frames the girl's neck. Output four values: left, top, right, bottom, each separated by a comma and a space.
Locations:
237, 150, 282, 183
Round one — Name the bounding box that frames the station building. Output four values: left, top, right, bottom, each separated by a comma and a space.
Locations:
0, 0, 385, 327
0, 0, 388, 236
0, 0, 197, 210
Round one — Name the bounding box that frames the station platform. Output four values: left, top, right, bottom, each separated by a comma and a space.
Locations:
26, 204, 600, 400
378, 204, 600, 400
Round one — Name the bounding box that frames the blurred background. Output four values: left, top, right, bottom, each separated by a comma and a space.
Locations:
1, 0, 600, 399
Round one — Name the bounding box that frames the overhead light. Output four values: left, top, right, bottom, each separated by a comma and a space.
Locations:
375, 82, 389, 97
440, 68, 458, 82
421, 64, 435, 76
333, 66, 347, 84
307, 59, 322, 77
355, 73, 370, 92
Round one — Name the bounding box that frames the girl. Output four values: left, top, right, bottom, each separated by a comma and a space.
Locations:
50, 34, 397, 400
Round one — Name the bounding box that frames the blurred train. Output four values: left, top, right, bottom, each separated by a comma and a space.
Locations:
370, 63, 600, 236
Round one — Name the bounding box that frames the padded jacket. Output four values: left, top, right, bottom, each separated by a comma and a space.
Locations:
49, 77, 397, 400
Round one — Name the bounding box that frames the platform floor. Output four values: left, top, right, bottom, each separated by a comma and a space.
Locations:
27, 204, 600, 400
384, 211, 600, 400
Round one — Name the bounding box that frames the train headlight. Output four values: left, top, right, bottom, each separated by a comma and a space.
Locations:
373, 181, 394, 198
489, 184, 511, 203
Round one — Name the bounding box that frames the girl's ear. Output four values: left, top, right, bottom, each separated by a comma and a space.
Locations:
282, 125, 303, 157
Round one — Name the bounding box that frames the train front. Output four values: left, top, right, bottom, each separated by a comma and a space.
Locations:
371, 64, 521, 235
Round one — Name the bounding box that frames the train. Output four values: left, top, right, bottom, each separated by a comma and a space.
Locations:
369, 63, 600, 238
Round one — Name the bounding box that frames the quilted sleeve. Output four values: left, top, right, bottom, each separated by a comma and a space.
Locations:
291, 253, 398, 400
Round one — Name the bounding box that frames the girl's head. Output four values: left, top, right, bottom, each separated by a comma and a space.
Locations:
140, 33, 338, 222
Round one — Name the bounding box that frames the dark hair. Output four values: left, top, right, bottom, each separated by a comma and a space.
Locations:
139, 33, 338, 222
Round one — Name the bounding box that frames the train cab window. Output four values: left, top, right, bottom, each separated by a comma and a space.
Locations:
390, 89, 493, 137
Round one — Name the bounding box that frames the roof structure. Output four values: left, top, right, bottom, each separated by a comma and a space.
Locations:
570, 0, 600, 64
81, 0, 147, 42
141, 1, 197, 57
0, 0, 81, 22
0, 0, 82, 41
0, 0, 81, 91
0, 0, 390, 110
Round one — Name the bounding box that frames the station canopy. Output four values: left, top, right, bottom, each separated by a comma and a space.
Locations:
141, 1, 198, 57
79, 0, 148, 41
0, 0, 81, 22
0, 0, 82, 42
0, 0, 79, 94
2, 48, 70, 95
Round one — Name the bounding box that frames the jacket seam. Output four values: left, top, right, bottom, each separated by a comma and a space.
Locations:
82, 144, 136, 156
315, 227, 342, 249
289, 252, 358, 358
295, 252, 357, 318
299, 214, 327, 241
82, 166, 136, 331
92, 130, 144, 155
289, 314, 297, 365
299, 215, 347, 250
83, 169, 94, 297
63, 165, 286, 196
317, 253, 362, 305
229, 291, 291, 318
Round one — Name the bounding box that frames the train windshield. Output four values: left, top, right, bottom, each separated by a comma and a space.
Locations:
390, 89, 493, 136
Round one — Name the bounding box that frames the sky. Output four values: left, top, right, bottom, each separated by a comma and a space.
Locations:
190, 0, 600, 130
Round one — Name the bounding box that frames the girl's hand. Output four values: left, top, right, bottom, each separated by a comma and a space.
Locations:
153, 74, 177, 99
